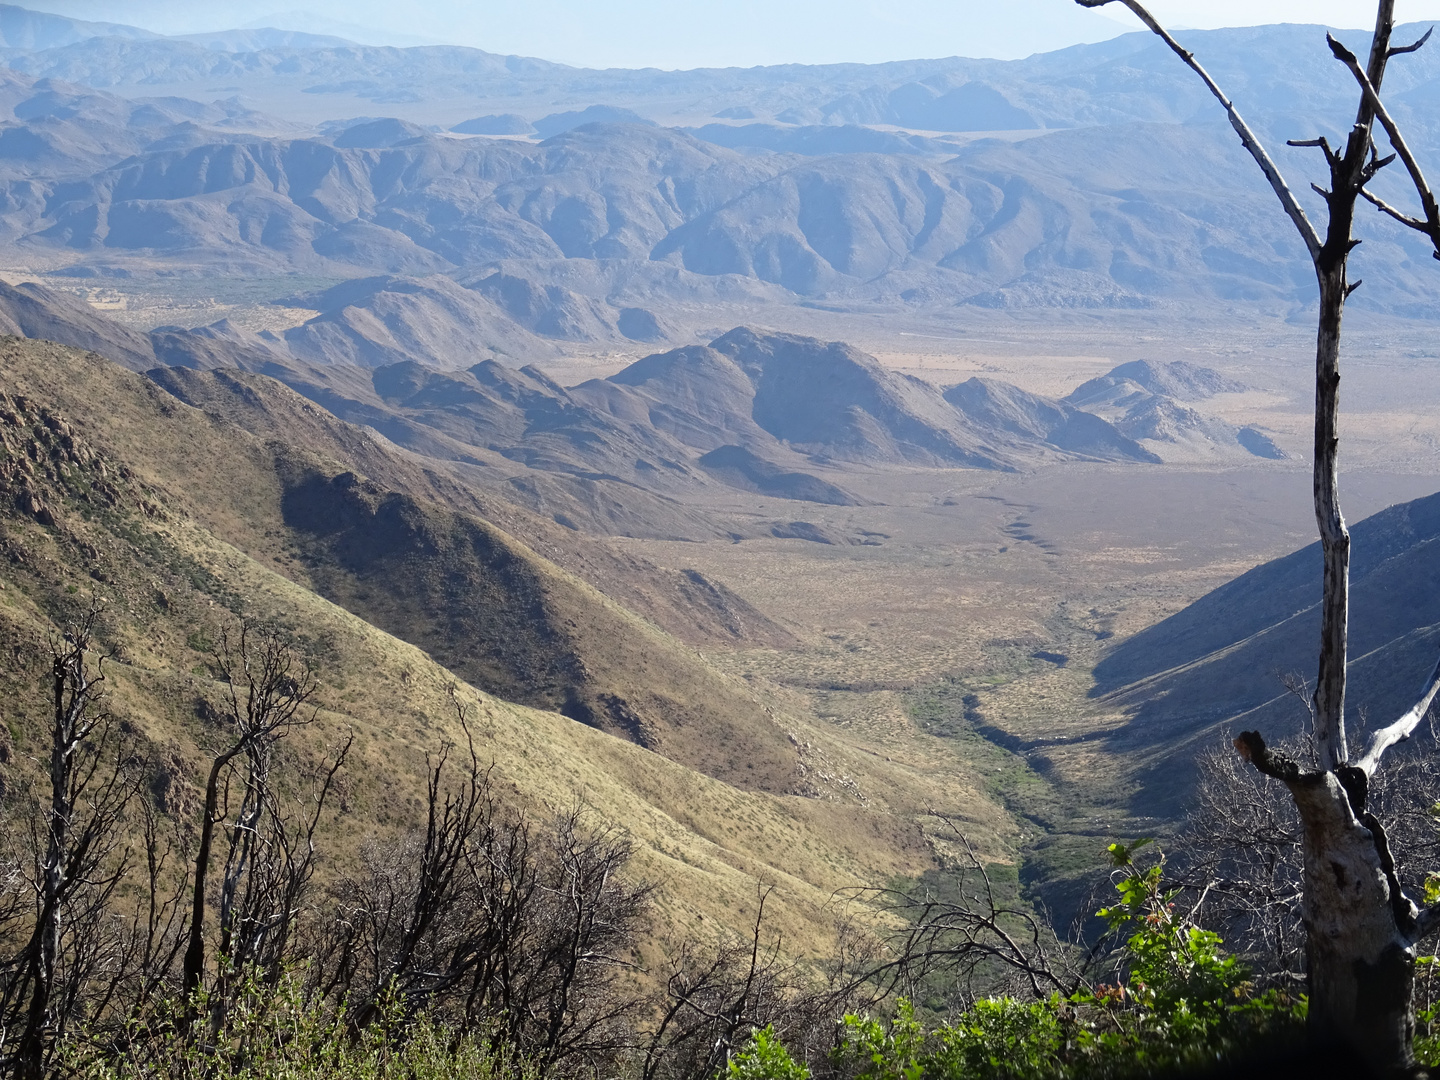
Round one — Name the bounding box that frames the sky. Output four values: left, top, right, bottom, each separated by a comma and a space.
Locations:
19, 0, 1440, 67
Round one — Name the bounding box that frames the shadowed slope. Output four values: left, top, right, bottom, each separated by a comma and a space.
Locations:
943, 377, 1160, 463
709, 327, 1017, 469
144, 364, 797, 650
0, 337, 1001, 956
1092, 489, 1440, 812
275, 463, 801, 786
0, 278, 156, 366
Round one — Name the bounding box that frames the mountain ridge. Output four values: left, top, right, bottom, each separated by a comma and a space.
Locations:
1089, 489, 1440, 813
0, 33, 1435, 318
0, 277, 1280, 529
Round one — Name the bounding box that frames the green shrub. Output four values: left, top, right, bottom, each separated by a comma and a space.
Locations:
65, 974, 534, 1080
836, 996, 1064, 1080
728, 1025, 811, 1080
828, 842, 1307, 1080
928, 997, 1065, 1080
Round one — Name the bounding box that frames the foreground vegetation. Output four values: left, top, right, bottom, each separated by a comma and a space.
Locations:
0, 611, 1381, 1078
746, 842, 1313, 1080
33, 834, 1340, 1079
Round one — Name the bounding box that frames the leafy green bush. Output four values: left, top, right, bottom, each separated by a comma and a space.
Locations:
828, 842, 1306, 1080
1064, 839, 1305, 1072
928, 997, 1066, 1080
728, 1025, 811, 1080
838, 997, 1061, 1080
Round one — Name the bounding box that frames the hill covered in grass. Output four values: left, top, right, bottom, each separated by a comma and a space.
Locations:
0, 335, 1017, 955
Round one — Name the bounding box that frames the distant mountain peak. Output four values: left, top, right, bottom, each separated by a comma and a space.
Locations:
532, 104, 655, 139
0, 3, 159, 50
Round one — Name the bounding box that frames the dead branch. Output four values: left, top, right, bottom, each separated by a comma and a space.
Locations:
1177, 740, 1307, 980
840, 817, 1071, 1008
1327, 32, 1440, 257
181, 624, 318, 1005
5, 611, 140, 1080
1076, 0, 1321, 258
640, 885, 837, 1080
1355, 654, 1440, 776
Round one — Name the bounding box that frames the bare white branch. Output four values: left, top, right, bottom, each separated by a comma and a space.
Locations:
1360, 187, 1430, 231
1076, 0, 1322, 260
1356, 652, 1440, 776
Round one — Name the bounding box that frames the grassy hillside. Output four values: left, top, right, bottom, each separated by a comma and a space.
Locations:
146, 364, 799, 650
0, 336, 1015, 957
4, 340, 801, 789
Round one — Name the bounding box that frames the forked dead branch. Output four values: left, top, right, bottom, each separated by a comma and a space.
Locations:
1078, 0, 1440, 1068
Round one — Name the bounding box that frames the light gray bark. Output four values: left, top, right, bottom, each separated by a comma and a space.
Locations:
1078, 0, 1440, 1067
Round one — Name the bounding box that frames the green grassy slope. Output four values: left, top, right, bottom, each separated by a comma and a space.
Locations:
0, 337, 1015, 955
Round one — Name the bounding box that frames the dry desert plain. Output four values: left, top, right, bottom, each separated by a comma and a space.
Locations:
555, 309, 1440, 903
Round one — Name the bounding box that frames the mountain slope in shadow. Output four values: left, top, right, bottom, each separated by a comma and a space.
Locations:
1092, 489, 1440, 813
943, 377, 1161, 464
0, 335, 982, 954
144, 363, 797, 651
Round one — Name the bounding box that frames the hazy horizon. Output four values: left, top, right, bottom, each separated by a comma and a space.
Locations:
12, 0, 1440, 67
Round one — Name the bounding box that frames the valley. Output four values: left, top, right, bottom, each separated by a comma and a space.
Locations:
6, 254, 1438, 937
0, 2, 1435, 1025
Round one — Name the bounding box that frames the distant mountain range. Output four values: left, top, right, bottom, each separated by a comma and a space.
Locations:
0, 77, 1410, 314
0, 6, 1430, 137
0, 9, 1429, 320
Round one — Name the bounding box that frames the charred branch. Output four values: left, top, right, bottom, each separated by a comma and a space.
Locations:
1290, 137, 1345, 176
3, 612, 139, 1080
1233, 731, 1309, 784
840, 821, 1071, 1008
181, 624, 318, 1006
1359, 188, 1432, 234
639, 887, 804, 1080
1329, 34, 1440, 256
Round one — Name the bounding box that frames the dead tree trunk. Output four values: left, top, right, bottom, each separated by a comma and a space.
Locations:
181, 625, 317, 1009
1077, 0, 1440, 1068
12, 614, 136, 1080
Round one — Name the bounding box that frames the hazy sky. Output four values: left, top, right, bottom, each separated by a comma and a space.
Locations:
21, 0, 1440, 67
